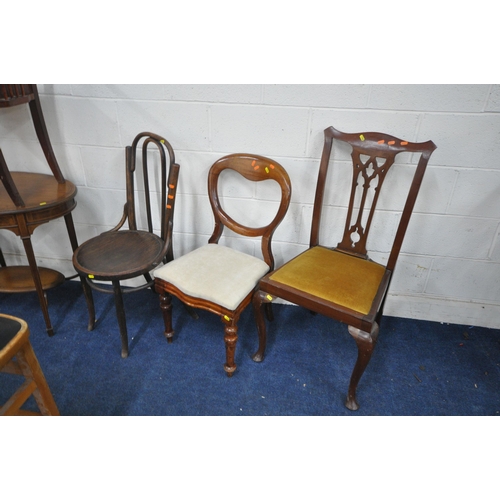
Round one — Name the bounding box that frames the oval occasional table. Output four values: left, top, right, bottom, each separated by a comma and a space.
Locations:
0, 171, 79, 336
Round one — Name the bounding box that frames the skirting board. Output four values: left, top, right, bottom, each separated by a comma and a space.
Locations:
383, 294, 500, 330
9, 252, 497, 331
275, 294, 500, 330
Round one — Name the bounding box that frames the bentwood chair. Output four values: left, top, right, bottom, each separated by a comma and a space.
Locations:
0, 313, 59, 416
0, 84, 79, 336
154, 153, 291, 376
73, 132, 180, 358
253, 126, 437, 410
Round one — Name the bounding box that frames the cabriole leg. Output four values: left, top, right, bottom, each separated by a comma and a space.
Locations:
345, 323, 379, 411
252, 290, 272, 362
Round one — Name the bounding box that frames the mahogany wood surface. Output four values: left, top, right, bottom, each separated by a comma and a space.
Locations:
72, 132, 180, 358
155, 153, 291, 376
253, 126, 436, 410
0, 85, 79, 336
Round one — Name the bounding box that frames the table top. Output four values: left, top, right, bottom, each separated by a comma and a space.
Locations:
0, 171, 77, 215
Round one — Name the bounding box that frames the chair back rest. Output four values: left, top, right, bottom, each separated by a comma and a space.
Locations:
311, 126, 436, 272
0, 85, 35, 107
208, 153, 292, 270
125, 132, 180, 262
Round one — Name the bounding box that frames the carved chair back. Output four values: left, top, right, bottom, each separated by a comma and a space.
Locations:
207, 153, 292, 270
311, 126, 437, 273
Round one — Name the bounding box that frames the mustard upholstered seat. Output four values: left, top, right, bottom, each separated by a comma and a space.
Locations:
270, 246, 385, 316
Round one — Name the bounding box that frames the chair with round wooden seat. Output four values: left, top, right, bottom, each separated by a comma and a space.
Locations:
0, 313, 59, 416
73, 132, 180, 358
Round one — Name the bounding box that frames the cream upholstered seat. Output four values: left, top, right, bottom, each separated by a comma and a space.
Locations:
154, 153, 291, 376
154, 244, 270, 311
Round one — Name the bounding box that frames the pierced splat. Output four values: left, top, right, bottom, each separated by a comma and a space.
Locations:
338, 148, 396, 258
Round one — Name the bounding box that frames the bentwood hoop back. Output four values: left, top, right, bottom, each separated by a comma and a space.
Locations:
73, 132, 180, 358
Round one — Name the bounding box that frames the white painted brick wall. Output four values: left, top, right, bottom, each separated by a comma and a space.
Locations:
1, 84, 499, 328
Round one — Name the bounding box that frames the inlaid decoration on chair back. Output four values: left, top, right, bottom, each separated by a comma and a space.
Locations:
311, 126, 437, 271
208, 153, 292, 270
124, 132, 179, 263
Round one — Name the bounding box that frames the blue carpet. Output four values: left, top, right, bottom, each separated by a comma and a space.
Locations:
1, 280, 499, 416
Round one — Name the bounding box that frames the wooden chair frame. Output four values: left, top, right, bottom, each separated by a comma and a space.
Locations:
155, 153, 291, 376
253, 126, 437, 410
73, 132, 180, 357
0, 313, 59, 416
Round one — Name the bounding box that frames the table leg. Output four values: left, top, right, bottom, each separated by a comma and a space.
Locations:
21, 235, 54, 336
64, 213, 79, 251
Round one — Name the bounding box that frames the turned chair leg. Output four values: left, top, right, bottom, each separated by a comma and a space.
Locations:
345, 324, 379, 411
252, 290, 272, 362
159, 292, 175, 343
223, 321, 238, 377
112, 280, 129, 358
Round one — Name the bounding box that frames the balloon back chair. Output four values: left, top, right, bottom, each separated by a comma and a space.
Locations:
154, 153, 291, 376
252, 126, 437, 410
73, 132, 180, 358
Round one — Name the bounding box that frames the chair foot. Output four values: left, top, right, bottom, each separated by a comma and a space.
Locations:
252, 351, 264, 363
345, 396, 359, 411
46, 327, 55, 337
224, 364, 236, 377
121, 348, 129, 359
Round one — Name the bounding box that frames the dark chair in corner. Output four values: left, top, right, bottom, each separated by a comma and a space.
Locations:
0, 313, 59, 416
0, 84, 79, 336
252, 126, 436, 410
73, 132, 180, 358
154, 154, 291, 376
